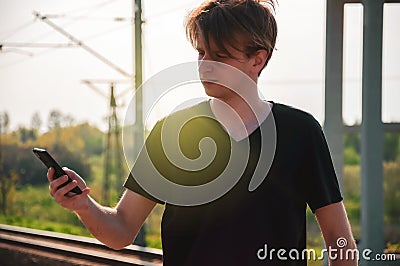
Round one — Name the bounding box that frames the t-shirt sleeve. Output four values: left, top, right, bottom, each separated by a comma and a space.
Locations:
303, 116, 343, 213
124, 173, 165, 205
123, 120, 166, 205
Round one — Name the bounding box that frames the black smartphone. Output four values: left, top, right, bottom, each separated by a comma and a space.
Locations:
32, 148, 82, 195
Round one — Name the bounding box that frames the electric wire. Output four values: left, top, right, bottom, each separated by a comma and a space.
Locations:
0, 0, 124, 68
55, 0, 119, 18
0, 48, 33, 57
45, 15, 131, 22
0, 19, 36, 41
81, 21, 131, 41
1, 42, 76, 48
27, 0, 120, 44
0, 48, 57, 69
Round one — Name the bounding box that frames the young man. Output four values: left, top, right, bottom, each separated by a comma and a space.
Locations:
48, 1, 357, 265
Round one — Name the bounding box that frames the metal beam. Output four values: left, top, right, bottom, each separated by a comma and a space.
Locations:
324, 0, 345, 191
344, 123, 400, 133
360, 1, 385, 265
132, 0, 146, 247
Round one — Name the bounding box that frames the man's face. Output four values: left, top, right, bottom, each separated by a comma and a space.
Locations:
196, 35, 255, 100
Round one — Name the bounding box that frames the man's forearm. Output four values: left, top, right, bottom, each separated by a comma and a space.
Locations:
329, 239, 358, 266
75, 196, 137, 250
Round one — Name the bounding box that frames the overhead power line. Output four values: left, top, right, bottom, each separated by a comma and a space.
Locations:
42, 14, 131, 22
33, 10, 130, 78
0, 48, 33, 57
26, 0, 121, 44
59, 0, 118, 17
0, 20, 35, 41
0, 42, 77, 48
81, 22, 131, 41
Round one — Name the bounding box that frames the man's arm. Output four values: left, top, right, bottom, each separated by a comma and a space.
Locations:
48, 167, 156, 250
315, 201, 358, 266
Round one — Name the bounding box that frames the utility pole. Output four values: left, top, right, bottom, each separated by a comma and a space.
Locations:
33, 4, 147, 246
102, 84, 124, 205
132, 0, 146, 247
82, 80, 130, 205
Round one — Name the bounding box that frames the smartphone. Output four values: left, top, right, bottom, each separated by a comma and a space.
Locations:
32, 148, 82, 195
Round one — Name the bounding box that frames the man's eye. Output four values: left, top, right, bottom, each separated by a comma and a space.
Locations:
216, 53, 228, 58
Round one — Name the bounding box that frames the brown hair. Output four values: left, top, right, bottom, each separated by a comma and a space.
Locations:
185, 0, 277, 74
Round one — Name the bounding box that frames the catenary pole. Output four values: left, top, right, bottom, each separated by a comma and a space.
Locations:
132, 0, 146, 247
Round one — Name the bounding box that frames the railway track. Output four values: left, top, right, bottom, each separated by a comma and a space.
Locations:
0, 224, 162, 266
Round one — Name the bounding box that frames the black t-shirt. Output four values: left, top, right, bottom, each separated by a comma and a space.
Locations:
124, 101, 343, 266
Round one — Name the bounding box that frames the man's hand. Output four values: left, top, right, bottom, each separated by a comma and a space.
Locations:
47, 167, 90, 212
46, 166, 156, 250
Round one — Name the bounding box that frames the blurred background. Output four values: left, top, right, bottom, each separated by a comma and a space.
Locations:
0, 0, 399, 261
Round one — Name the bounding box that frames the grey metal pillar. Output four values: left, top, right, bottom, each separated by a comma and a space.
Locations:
360, 0, 384, 264
132, 0, 146, 247
324, 0, 344, 191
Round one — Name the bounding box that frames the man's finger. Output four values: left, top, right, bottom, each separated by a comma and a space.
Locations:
54, 180, 79, 200
47, 167, 55, 182
49, 175, 69, 196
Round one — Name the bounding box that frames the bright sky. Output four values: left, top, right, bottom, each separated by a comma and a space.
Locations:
0, 0, 399, 132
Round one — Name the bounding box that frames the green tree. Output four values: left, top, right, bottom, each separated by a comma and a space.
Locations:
345, 133, 360, 154
344, 147, 360, 165
63, 114, 75, 127
47, 110, 63, 130
0, 143, 91, 187
384, 159, 400, 224
0, 170, 18, 214
18, 126, 37, 143
0, 111, 10, 134
31, 112, 42, 132
383, 133, 400, 162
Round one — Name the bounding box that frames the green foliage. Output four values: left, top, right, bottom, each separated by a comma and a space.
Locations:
341, 162, 400, 244
0, 122, 104, 187
384, 133, 400, 162
75, 123, 104, 157
386, 242, 400, 253
344, 132, 400, 163
9, 185, 80, 225
17, 126, 37, 143
0, 170, 18, 214
1, 185, 91, 236
384, 160, 400, 224
0, 143, 90, 186
35, 123, 104, 158
344, 147, 360, 165
0, 215, 91, 236
31, 112, 42, 131
144, 205, 164, 249
47, 110, 63, 130
0, 111, 10, 133
343, 165, 360, 202
344, 133, 360, 154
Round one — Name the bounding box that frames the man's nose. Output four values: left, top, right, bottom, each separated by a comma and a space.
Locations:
198, 57, 213, 75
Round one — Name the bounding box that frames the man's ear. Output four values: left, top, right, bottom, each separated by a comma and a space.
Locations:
251, 49, 268, 74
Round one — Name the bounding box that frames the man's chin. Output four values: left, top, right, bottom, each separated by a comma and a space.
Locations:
202, 82, 222, 97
